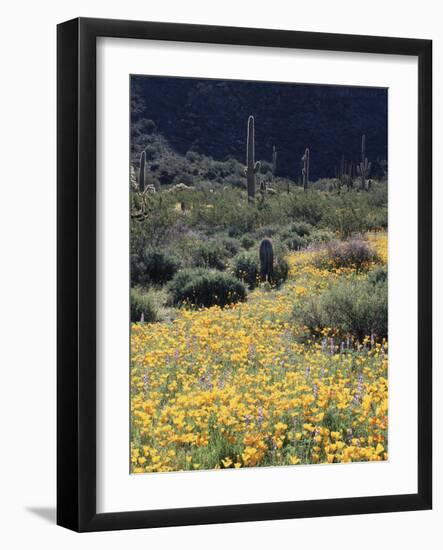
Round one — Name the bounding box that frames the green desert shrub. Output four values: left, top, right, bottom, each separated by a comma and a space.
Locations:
218, 236, 242, 257
285, 234, 308, 251
307, 228, 336, 245
265, 240, 289, 286
293, 274, 387, 340
253, 225, 281, 239
285, 191, 326, 226
233, 252, 260, 288
290, 221, 313, 237
323, 205, 367, 237
191, 241, 226, 270
168, 268, 247, 308
191, 238, 238, 270
272, 254, 290, 286
130, 288, 159, 323
131, 249, 181, 286
367, 265, 388, 285
314, 237, 379, 272
240, 235, 255, 250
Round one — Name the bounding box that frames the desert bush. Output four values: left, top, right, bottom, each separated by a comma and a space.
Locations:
291, 221, 313, 237
314, 237, 379, 272
226, 207, 260, 237
253, 225, 281, 239
293, 274, 387, 340
285, 234, 308, 251
191, 237, 239, 270
168, 268, 247, 308
131, 249, 181, 286
307, 228, 336, 245
323, 205, 367, 236
367, 265, 388, 285
272, 254, 290, 286
264, 240, 289, 286
130, 288, 159, 323
191, 241, 228, 270
219, 236, 242, 257
285, 191, 326, 225
364, 208, 388, 231
233, 252, 260, 288
240, 235, 255, 250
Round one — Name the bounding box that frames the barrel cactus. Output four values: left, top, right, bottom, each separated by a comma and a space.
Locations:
245, 115, 260, 202
259, 238, 274, 281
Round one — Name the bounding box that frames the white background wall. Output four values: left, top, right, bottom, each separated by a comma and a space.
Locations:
0, 0, 440, 547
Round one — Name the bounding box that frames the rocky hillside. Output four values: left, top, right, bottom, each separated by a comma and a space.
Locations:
131, 75, 387, 180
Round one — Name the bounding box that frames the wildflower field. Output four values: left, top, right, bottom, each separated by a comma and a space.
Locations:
130, 233, 388, 473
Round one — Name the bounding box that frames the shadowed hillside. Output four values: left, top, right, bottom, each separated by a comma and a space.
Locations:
131, 75, 387, 180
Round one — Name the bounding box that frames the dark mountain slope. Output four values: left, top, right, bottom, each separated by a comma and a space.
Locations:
131, 75, 387, 181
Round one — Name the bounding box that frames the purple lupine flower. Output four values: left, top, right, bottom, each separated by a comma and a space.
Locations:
305, 365, 311, 378
321, 338, 327, 353
340, 341, 345, 354
330, 337, 335, 354
352, 373, 364, 405
248, 344, 255, 358
199, 372, 213, 390
257, 407, 264, 426
313, 384, 318, 399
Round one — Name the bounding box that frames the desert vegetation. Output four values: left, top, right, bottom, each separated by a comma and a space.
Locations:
130, 80, 388, 473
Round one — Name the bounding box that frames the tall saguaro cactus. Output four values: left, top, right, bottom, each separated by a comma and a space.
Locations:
272, 145, 277, 175
357, 134, 371, 191
302, 148, 310, 191
259, 238, 274, 282
245, 115, 260, 202
138, 150, 146, 193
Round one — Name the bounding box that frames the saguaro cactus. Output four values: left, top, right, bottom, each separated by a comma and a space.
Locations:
138, 150, 146, 193
259, 238, 274, 281
245, 115, 260, 202
302, 148, 310, 191
356, 134, 371, 191
272, 145, 277, 175
339, 156, 354, 189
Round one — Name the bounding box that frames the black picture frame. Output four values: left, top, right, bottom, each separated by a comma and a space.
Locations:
57, 17, 432, 532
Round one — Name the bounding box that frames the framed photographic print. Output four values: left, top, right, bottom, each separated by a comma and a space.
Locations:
57, 17, 432, 532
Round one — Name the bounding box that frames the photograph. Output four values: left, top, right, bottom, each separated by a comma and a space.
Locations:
129, 75, 388, 474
